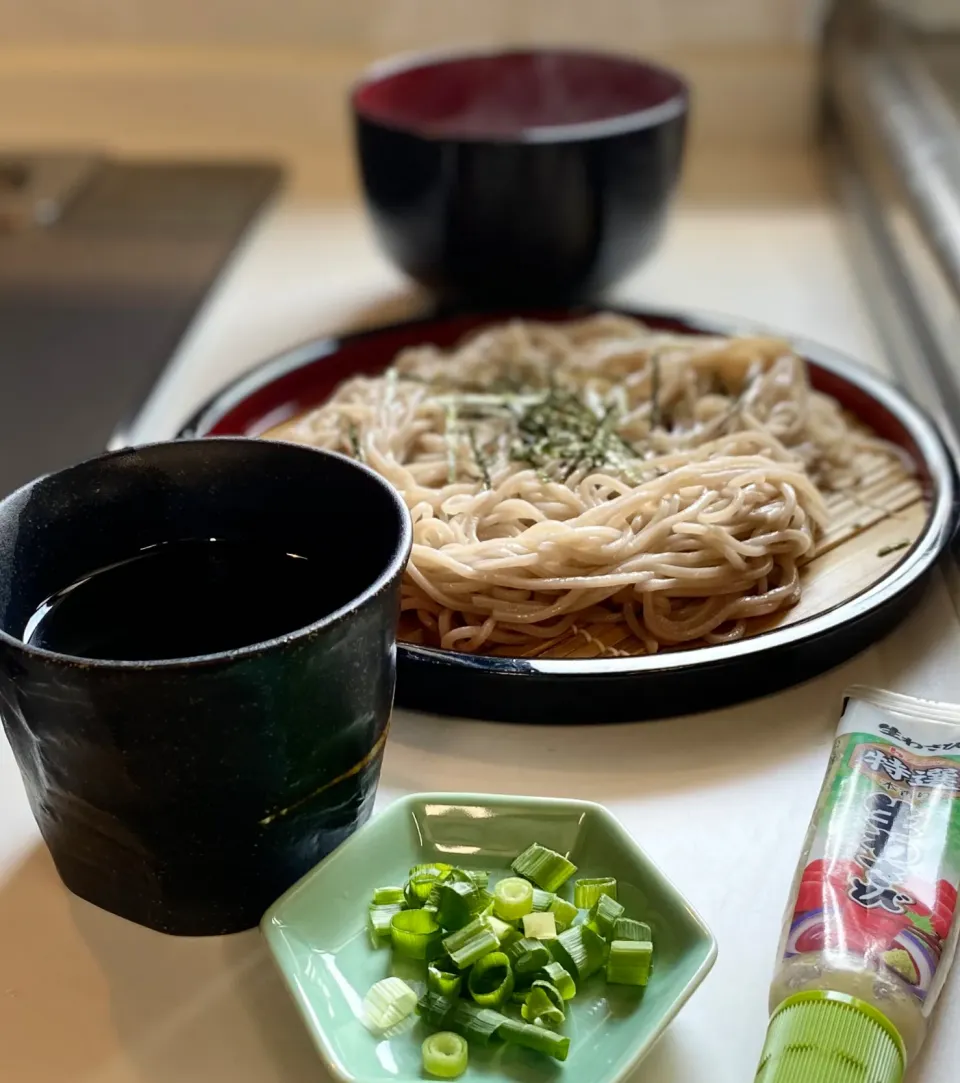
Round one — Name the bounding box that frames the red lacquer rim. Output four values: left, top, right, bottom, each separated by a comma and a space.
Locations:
194, 308, 927, 484
350, 47, 688, 142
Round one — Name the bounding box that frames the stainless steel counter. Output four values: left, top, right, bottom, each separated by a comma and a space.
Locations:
825, 0, 960, 457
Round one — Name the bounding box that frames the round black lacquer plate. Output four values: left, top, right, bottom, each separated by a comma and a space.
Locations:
181, 307, 957, 723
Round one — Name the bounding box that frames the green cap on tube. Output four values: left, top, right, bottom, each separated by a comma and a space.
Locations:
755, 991, 905, 1083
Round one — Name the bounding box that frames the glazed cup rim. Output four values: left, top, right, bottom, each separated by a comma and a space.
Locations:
0, 437, 413, 671
350, 44, 690, 144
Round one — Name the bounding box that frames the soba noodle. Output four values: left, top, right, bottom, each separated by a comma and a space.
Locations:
270, 315, 911, 656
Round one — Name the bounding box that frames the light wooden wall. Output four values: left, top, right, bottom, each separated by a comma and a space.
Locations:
0, 0, 825, 47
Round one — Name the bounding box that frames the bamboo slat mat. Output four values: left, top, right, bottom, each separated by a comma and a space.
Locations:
481, 459, 926, 660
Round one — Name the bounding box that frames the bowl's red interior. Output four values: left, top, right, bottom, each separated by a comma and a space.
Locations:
204, 309, 930, 489
352, 50, 686, 138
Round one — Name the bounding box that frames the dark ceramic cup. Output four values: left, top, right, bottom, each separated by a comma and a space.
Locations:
0, 438, 411, 935
352, 48, 688, 304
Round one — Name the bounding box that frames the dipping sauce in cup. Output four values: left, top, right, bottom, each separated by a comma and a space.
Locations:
0, 438, 411, 935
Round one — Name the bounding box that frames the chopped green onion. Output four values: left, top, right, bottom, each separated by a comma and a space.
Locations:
531, 979, 565, 1013
606, 939, 653, 986
573, 877, 617, 909
511, 844, 577, 893
417, 991, 457, 1029
426, 869, 469, 909
588, 892, 624, 938
364, 844, 659, 1068
493, 877, 534, 921
427, 965, 462, 998
506, 937, 552, 976
442, 916, 500, 969
436, 879, 482, 930
539, 961, 576, 1000
487, 915, 521, 947
520, 983, 564, 1027
522, 912, 558, 940
531, 888, 556, 912
411, 863, 453, 878
467, 951, 515, 1008
422, 1032, 468, 1078
369, 903, 403, 943
391, 908, 442, 959
371, 886, 405, 906
551, 924, 607, 980
405, 873, 441, 909
548, 895, 578, 930
441, 868, 472, 883
448, 1002, 507, 1047
496, 1017, 570, 1061
614, 918, 652, 942
476, 890, 496, 918
362, 977, 418, 1033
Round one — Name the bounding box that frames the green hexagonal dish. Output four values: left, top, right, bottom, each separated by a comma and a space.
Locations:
261, 793, 717, 1083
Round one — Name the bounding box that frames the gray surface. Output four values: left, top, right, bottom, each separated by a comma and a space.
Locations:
825, 0, 960, 609
0, 158, 280, 498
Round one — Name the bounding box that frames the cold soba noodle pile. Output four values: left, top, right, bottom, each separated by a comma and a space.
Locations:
270, 315, 913, 657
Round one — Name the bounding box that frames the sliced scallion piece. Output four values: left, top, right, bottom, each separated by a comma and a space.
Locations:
417, 991, 457, 1029
532, 979, 565, 1014
410, 862, 453, 878
427, 965, 462, 998
522, 912, 557, 940
429, 869, 475, 907
573, 877, 617, 909
476, 890, 495, 919
448, 1002, 507, 1047
511, 844, 577, 893
422, 1031, 468, 1079
539, 961, 576, 1000
606, 939, 653, 986
442, 916, 500, 969
614, 917, 652, 942
441, 868, 472, 883
487, 915, 521, 947
436, 879, 482, 931
506, 937, 552, 976
362, 977, 418, 1033
496, 1018, 570, 1062
520, 983, 564, 1027
548, 895, 578, 930
588, 892, 625, 938
466, 869, 490, 891
391, 908, 442, 959
467, 951, 515, 1008
493, 876, 534, 921
371, 886, 405, 906
531, 888, 556, 912
551, 924, 607, 980
405, 873, 440, 909
369, 903, 403, 943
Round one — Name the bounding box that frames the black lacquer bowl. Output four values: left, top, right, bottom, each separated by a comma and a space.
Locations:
352, 49, 688, 303
181, 307, 957, 725
0, 439, 411, 934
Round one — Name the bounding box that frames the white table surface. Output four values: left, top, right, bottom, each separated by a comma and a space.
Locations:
3, 202, 960, 1083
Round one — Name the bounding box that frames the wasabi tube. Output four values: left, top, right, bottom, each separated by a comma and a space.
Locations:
757, 687, 960, 1083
